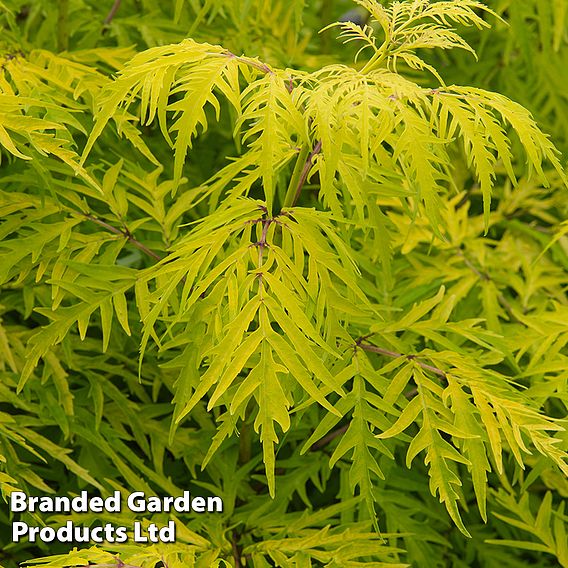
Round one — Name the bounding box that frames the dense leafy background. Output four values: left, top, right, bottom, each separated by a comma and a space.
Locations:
0, 1, 567, 567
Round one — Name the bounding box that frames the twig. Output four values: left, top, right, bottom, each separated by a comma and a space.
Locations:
231, 530, 243, 568
310, 423, 348, 451
358, 342, 448, 380
456, 249, 488, 282
286, 76, 294, 94
456, 249, 521, 324
57, 0, 69, 51
77, 562, 140, 568
83, 213, 163, 262
221, 51, 274, 75
103, 0, 122, 25
291, 140, 322, 207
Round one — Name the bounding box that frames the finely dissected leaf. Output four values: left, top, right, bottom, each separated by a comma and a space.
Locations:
253, 338, 292, 497
489, 491, 568, 567
238, 73, 306, 210
446, 376, 491, 521
377, 367, 477, 536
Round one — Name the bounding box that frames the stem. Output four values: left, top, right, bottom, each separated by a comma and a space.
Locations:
231, 531, 243, 568
82, 213, 163, 262
358, 342, 448, 380
220, 51, 316, 212
238, 397, 256, 466
360, 46, 388, 73
360, 17, 392, 75
320, 0, 334, 53
286, 140, 322, 208
103, 0, 122, 25
57, 0, 69, 52
77, 563, 141, 568
456, 249, 521, 324
310, 424, 348, 451
221, 51, 274, 75
312, 340, 448, 452
238, 420, 252, 465
283, 146, 309, 208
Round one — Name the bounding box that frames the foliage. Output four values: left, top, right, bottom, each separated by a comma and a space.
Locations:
0, 0, 567, 566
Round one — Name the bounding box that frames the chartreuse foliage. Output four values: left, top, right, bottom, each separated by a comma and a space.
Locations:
0, 0, 567, 566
